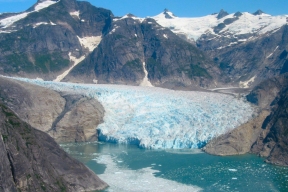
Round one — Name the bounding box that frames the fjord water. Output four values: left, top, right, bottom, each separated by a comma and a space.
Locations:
61, 142, 288, 192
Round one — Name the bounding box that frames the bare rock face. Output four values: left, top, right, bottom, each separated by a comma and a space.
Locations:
0, 76, 65, 132
0, 102, 107, 191
251, 85, 288, 166
0, 76, 104, 143
203, 110, 270, 155
246, 73, 288, 109
49, 94, 104, 143
204, 74, 288, 166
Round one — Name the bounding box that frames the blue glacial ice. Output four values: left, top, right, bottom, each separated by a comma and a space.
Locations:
11, 77, 255, 149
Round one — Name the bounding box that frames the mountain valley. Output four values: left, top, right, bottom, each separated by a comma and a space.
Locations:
0, 0, 288, 190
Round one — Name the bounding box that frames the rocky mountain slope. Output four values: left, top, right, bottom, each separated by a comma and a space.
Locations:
0, 76, 104, 143
205, 24, 288, 88
64, 15, 223, 89
0, 0, 226, 89
250, 74, 288, 166
0, 102, 107, 191
1, 0, 287, 89
152, 9, 288, 87
204, 74, 288, 166
0, 0, 112, 80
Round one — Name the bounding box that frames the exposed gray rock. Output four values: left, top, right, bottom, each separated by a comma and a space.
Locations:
204, 74, 288, 166
0, 132, 17, 192
203, 110, 270, 155
0, 76, 65, 133
0, 76, 104, 143
251, 83, 288, 166
0, 102, 108, 191
233, 12, 243, 17
253, 9, 264, 15
246, 73, 288, 109
217, 9, 229, 19
50, 94, 104, 143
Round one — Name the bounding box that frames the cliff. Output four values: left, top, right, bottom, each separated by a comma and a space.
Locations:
0, 102, 107, 191
204, 74, 288, 166
0, 76, 104, 143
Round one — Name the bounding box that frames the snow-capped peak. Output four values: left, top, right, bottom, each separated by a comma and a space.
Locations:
152, 10, 288, 44
153, 9, 177, 20
0, 0, 58, 29
253, 9, 265, 15
217, 9, 229, 19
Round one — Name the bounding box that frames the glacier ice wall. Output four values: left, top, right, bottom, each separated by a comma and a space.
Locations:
12, 77, 255, 149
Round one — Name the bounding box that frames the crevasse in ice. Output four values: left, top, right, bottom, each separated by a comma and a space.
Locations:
12, 77, 255, 149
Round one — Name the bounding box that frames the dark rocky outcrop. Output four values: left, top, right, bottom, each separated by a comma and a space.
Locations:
246, 73, 288, 109
233, 12, 243, 17
253, 9, 264, 15
0, 76, 104, 143
0, 102, 107, 191
163, 9, 175, 19
250, 80, 288, 166
217, 9, 229, 19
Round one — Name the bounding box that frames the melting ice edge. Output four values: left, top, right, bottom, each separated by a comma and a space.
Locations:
12, 77, 255, 149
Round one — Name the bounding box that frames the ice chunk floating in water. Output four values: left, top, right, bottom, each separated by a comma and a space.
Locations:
12, 77, 255, 149
95, 154, 202, 192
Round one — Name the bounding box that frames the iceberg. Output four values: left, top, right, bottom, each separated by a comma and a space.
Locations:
11, 77, 255, 149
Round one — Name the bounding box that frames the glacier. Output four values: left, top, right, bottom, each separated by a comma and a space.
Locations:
11, 77, 255, 149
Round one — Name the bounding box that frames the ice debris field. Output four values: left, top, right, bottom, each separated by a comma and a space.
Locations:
13, 77, 255, 149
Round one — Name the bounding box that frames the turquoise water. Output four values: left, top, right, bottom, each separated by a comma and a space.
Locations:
61, 142, 288, 192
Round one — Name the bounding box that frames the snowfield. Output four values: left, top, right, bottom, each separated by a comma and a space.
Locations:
151, 11, 288, 41
12, 77, 255, 149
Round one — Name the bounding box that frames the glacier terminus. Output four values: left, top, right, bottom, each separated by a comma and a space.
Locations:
12, 77, 255, 149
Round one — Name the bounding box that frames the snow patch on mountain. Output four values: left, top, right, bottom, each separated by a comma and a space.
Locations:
70, 11, 80, 19
53, 52, 86, 82
34, 0, 58, 11
0, 12, 29, 28
109, 25, 119, 34
140, 62, 153, 87
239, 76, 256, 88
266, 46, 279, 59
77, 36, 102, 52
10, 78, 255, 149
53, 36, 101, 81
0, 0, 58, 28
33, 22, 49, 28
114, 14, 144, 23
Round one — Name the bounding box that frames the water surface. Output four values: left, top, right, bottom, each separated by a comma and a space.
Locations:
61, 142, 288, 192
